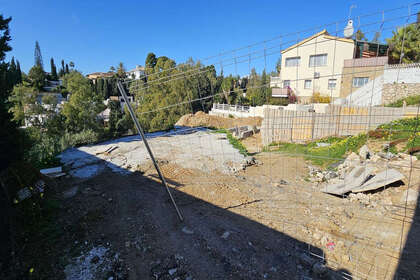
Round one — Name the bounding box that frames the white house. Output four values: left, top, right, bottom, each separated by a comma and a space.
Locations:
126, 65, 145, 80
272, 30, 355, 103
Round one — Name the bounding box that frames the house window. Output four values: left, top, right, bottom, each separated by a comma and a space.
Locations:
283, 80, 291, 88
328, 79, 337, 90
309, 54, 328, 67
352, 77, 369, 87
304, 80, 312, 89
285, 57, 300, 67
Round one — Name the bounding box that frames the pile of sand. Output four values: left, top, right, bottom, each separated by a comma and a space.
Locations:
175, 111, 262, 129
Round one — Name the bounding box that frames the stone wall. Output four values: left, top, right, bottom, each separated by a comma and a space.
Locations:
382, 83, 420, 105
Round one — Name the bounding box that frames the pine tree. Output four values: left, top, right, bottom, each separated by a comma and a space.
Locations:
50, 58, 58, 80
34, 41, 43, 69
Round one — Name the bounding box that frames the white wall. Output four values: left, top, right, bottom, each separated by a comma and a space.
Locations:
281, 33, 354, 98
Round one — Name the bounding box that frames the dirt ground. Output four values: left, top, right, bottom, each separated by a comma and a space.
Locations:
5, 113, 420, 280
26, 149, 419, 280
175, 111, 262, 129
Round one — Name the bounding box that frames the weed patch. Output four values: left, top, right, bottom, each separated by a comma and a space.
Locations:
212, 128, 249, 156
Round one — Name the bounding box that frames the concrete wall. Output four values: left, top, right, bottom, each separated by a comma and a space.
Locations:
281, 33, 354, 99
338, 63, 420, 106
261, 105, 416, 146
340, 65, 384, 98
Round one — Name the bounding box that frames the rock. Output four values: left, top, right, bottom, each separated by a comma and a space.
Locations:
108, 198, 113, 202
63, 186, 79, 199
359, 145, 371, 160
343, 152, 360, 167
401, 189, 419, 204
316, 143, 331, 147
168, 268, 177, 275
91, 255, 100, 264
378, 152, 396, 160
312, 262, 327, 276
313, 232, 321, 241
243, 156, 256, 167
369, 154, 381, 163
182, 226, 194, 235
221, 231, 230, 239
325, 171, 338, 180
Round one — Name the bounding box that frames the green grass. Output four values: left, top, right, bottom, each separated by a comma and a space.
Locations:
376, 117, 420, 151
211, 128, 249, 156
268, 134, 367, 167
386, 95, 420, 107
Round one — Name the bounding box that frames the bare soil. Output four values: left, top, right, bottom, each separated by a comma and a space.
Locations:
4, 114, 420, 280
175, 111, 262, 129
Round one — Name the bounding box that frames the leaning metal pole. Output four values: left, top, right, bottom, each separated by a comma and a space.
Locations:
117, 81, 184, 222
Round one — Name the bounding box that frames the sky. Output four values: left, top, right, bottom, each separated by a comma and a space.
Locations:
1, 0, 417, 76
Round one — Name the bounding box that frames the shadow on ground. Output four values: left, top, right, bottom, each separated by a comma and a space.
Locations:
11, 149, 355, 280
395, 184, 420, 279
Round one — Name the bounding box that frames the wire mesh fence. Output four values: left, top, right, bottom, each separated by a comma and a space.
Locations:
94, 4, 420, 279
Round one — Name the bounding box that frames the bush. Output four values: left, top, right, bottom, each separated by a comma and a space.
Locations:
386, 95, 420, 107
24, 128, 61, 168
60, 129, 100, 149
311, 92, 331, 104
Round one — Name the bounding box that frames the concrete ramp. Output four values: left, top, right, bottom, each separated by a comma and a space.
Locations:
322, 166, 373, 195
352, 169, 404, 193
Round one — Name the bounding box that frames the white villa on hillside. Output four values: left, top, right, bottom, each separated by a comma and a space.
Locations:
126, 65, 145, 80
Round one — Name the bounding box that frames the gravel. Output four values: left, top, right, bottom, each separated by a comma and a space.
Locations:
59, 127, 245, 179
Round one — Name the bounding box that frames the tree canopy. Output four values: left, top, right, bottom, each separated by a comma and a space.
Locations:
62, 71, 105, 132
387, 24, 420, 64
0, 15, 12, 61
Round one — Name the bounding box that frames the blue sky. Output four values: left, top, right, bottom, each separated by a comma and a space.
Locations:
1, 0, 416, 76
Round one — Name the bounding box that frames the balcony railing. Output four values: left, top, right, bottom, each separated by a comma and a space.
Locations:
271, 87, 289, 98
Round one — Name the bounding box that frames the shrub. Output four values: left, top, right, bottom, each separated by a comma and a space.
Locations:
311, 92, 331, 104
386, 95, 420, 107
60, 129, 100, 149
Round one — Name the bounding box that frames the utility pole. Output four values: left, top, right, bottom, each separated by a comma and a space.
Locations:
117, 81, 184, 222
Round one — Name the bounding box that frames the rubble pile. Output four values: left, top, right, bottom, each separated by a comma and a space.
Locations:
308, 144, 419, 204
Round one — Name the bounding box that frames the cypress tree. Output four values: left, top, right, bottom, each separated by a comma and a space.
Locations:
59, 59, 65, 77
9, 57, 17, 85
65, 63, 69, 74
34, 41, 43, 69
50, 58, 58, 80
16, 60, 22, 83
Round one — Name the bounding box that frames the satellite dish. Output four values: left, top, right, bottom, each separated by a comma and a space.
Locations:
344, 19, 354, 38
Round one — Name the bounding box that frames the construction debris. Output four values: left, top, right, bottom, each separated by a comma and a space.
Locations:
322, 166, 373, 195
95, 145, 118, 155
319, 146, 410, 196
228, 125, 260, 140
40, 166, 66, 178
352, 169, 404, 193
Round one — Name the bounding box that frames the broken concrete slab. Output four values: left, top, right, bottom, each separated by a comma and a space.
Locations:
322, 166, 373, 195
40, 166, 65, 178
352, 169, 404, 193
